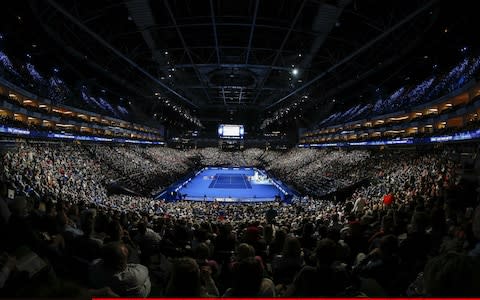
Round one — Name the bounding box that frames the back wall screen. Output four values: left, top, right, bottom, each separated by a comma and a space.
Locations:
218, 124, 244, 139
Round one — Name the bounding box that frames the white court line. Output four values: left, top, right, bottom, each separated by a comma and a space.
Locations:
241, 174, 249, 189
211, 174, 219, 188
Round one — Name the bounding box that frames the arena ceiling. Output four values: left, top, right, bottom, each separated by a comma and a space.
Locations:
2, 0, 474, 131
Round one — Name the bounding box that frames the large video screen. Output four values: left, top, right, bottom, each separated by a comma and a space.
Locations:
218, 124, 244, 139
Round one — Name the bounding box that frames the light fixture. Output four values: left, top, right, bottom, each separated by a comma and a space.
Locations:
292, 68, 299, 76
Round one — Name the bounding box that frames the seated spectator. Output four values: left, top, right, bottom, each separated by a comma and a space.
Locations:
299, 222, 317, 251
423, 252, 480, 297
134, 221, 161, 264
6, 196, 64, 257
242, 225, 267, 259
271, 236, 304, 285
165, 257, 218, 297
368, 215, 395, 251
0, 253, 16, 289
72, 219, 103, 261
214, 223, 236, 254
223, 257, 275, 297
194, 242, 219, 278
354, 234, 400, 295
469, 204, 480, 258
438, 225, 465, 254
268, 229, 287, 258
57, 210, 82, 244
89, 242, 151, 297
398, 211, 432, 279
287, 238, 349, 297
230, 243, 265, 271
0, 182, 12, 226
104, 221, 140, 264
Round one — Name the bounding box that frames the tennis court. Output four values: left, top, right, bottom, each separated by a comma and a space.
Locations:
208, 173, 252, 189
157, 167, 296, 202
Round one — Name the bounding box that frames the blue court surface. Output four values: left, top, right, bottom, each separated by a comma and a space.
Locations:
208, 173, 252, 189
157, 167, 296, 203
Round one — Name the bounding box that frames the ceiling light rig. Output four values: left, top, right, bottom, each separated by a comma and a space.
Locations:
260, 94, 312, 129
156, 96, 202, 127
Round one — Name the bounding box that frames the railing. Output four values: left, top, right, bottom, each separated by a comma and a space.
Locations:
0, 124, 165, 144
298, 127, 480, 148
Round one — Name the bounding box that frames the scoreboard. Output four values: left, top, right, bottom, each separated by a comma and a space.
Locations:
218, 124, 244, 139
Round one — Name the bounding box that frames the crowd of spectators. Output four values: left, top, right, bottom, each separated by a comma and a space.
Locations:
266, 149, 370, 196
1, 143, 471, 201
1, 46, 126, 119
1, 142, 480, 297
319, 54, 480, 127
195, 147, 266, 167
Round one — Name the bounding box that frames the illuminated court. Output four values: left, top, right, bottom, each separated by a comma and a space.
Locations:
157, 167, 296, 202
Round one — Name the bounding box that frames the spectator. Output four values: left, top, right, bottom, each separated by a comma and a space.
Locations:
165, 257, 218, 297
287, 239, 349, 297
355, 234, 400, 295
72, 219, 103, 261
272, 236, 304, 285
423, 252, 480, 297
223, 257, 275, 297
89, 242, 151, 297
